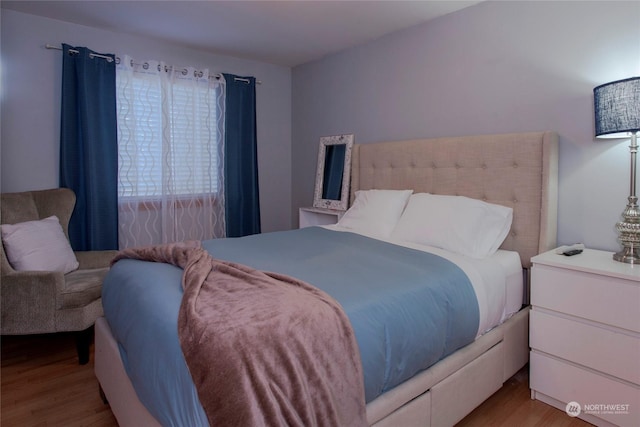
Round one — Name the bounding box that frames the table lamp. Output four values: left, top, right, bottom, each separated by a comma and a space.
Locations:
594, 77, 640, 263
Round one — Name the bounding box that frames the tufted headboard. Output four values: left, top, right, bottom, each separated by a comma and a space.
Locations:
350, 132, 559, 268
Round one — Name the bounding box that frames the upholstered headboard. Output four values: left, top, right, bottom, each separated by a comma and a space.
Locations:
350, 132, 559, 268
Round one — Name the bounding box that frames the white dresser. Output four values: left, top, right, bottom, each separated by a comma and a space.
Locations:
529, 248, 640, 426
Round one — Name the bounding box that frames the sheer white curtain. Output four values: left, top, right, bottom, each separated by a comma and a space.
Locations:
116, 56, 226, 249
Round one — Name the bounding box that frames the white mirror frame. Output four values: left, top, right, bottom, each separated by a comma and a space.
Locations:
312, 134, 354, 211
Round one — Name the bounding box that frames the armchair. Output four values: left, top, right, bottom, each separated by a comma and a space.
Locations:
1, 188, 117, 364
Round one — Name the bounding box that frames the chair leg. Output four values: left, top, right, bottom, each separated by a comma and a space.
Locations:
75, 326, 94, 365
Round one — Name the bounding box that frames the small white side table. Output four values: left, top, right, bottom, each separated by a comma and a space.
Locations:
529, 248, 640, 427
298, 207, 345, 228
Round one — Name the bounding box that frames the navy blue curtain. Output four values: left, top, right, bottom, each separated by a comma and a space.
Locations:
60, 44, 118, 250
223, 74, 261, 237
322, 144, 346, 200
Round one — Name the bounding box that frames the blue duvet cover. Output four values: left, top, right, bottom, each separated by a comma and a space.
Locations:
102, 227, 479, 426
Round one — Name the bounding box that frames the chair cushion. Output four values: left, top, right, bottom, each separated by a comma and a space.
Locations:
62, 267, 109, 309
1, 216, 79, 273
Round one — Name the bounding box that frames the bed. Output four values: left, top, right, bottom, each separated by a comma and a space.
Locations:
95, 131, 559, 426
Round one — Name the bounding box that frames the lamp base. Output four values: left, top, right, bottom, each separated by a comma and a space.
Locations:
613, 198, 640, 264
608, 130, 640, 264
613, 245, 640, 264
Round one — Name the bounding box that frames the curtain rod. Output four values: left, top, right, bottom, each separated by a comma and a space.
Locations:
46, 43, 114, 62
45, 44, 261, 84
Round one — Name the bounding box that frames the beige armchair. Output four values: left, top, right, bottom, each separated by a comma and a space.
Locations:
1, 188, 117, 364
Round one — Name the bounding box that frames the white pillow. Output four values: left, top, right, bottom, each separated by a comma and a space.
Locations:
1, 216, 79, 273
390, 193, 513, 259
336, 189, 413, 238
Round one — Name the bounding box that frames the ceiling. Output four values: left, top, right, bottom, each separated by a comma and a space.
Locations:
2, 1, 482, 67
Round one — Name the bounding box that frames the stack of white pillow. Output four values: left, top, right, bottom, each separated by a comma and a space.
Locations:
334, 189, 513, 259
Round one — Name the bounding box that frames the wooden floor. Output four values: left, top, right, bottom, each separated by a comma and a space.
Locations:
1, 333, 592, 427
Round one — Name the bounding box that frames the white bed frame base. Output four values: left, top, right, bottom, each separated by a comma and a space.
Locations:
95, 308, 529, 427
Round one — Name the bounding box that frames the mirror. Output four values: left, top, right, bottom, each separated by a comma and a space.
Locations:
313, 134, 354, 211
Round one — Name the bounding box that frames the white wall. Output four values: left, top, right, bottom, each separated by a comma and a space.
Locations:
1, 9, 292, 233
292, 0, 640, 252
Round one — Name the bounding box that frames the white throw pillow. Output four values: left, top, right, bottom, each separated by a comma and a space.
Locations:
336, 189, 413, 238
1, 215, 79, 273
390, 193, 513, 259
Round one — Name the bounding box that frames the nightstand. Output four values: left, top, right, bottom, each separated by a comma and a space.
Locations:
529, 248, 640, 427
298, 207, 345, 228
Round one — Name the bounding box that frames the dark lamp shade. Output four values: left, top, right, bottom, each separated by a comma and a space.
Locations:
594, 76, 640, 139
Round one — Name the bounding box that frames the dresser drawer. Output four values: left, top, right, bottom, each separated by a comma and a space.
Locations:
531, 264, 640, 332
530, 310, 640, 384
530, 351, 640, 426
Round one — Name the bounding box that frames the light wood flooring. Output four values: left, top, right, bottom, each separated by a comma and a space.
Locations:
1, 333, 592, 426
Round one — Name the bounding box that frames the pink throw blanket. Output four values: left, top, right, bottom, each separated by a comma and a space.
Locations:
113, 241, 367, 427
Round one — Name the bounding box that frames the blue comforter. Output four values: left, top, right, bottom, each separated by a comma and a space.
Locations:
102, 227, 479, 426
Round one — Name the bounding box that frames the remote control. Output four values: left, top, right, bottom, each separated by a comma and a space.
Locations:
555, 243, 585, 254
563, 249, 583, 256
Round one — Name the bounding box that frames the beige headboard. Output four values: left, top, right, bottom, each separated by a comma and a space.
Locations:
350, 132, 559, 268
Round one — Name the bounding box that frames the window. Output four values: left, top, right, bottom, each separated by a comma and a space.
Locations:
116, 57, 226, 248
